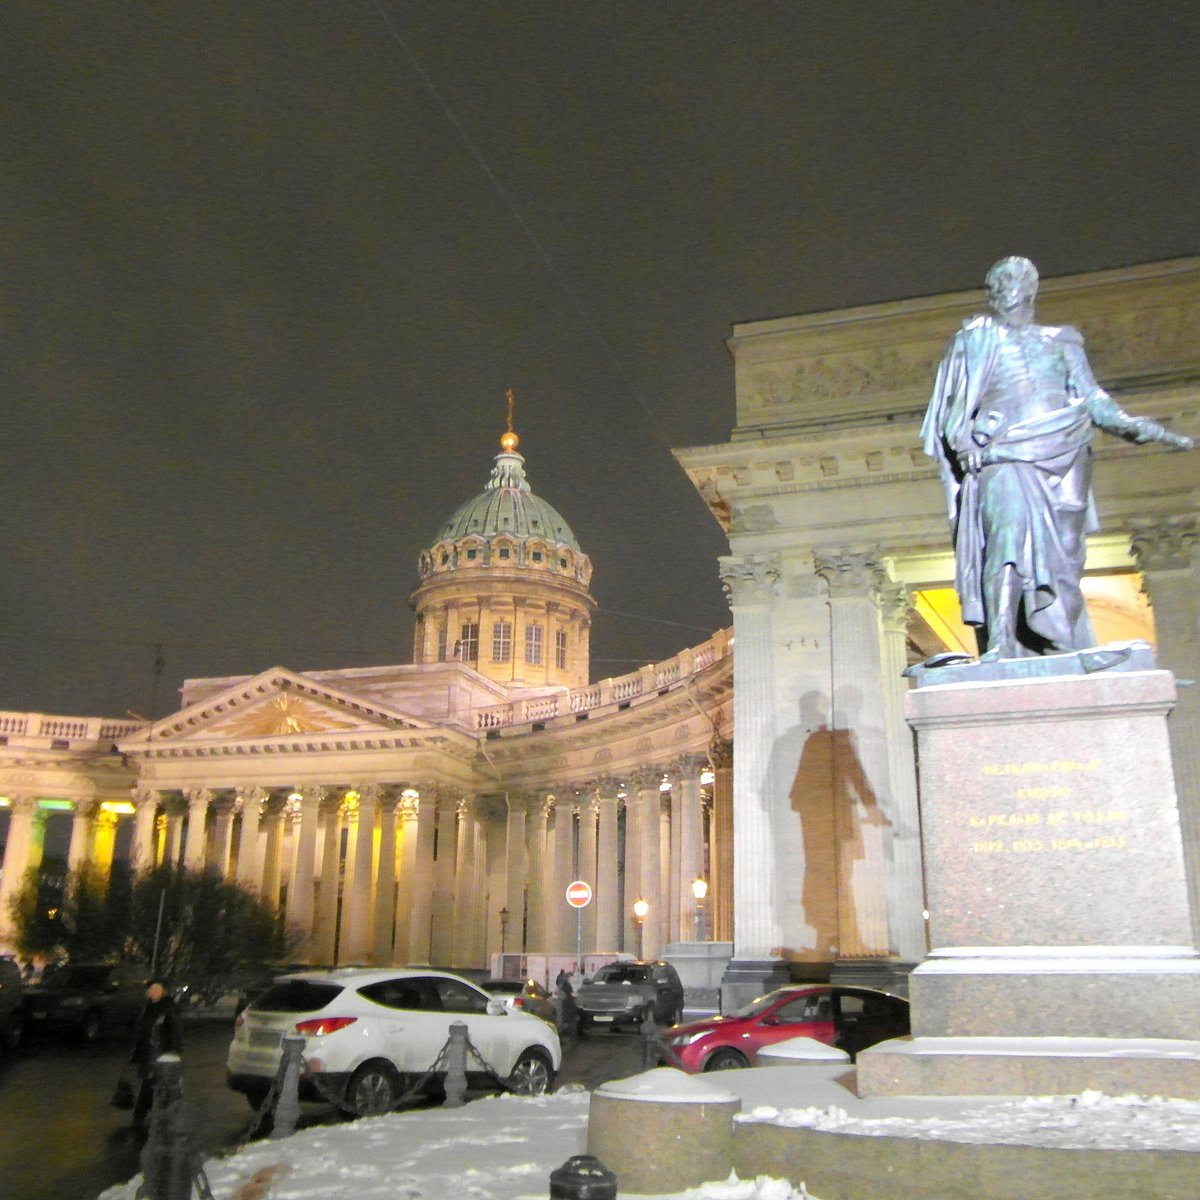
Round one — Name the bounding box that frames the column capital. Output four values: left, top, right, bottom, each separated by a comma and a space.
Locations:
708, 737, 733, 771
130, 786, 162, 810
630, 766, 663, 794
813, 547, 888, 598
1130, 515, 1199, 573
719, 552, 781, 606
670, 752, 710, 780
184, 787, 214, 807
877, 578, 911, 633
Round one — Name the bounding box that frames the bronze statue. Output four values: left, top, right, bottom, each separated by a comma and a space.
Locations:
922, 256, 1193, 662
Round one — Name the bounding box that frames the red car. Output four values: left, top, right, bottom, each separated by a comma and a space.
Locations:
659, 985, 909, 1072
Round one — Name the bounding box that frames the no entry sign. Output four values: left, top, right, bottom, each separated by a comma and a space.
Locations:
565, 879, 593, 908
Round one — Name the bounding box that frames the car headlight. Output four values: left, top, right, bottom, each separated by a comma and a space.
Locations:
663, 1030, 707, 1047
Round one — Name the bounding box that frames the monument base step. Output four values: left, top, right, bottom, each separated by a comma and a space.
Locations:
857, 1035, 1200, 1099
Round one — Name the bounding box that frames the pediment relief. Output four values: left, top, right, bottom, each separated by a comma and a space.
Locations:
203, 694, 368, 738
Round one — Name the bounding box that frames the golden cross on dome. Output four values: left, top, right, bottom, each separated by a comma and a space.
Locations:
501, 388, 520, 451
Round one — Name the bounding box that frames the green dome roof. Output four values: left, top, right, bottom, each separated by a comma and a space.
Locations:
431, 450, 581, 551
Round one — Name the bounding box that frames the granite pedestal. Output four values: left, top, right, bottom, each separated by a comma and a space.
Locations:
858, 659, 1200, 1099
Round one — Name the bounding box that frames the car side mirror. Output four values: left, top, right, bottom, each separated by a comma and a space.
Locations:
760, 1014, 779, 1026
486, 999, 507, 1016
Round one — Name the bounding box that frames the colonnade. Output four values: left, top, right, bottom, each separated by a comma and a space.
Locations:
111, 754, 722, 968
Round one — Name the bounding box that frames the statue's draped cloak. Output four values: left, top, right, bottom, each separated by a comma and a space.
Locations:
921, 316, 1099, 637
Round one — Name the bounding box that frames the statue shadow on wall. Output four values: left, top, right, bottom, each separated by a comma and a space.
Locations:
773, 688, 889, 959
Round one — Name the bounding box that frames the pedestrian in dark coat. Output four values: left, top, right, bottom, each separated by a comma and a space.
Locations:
130, 978, 182, 1134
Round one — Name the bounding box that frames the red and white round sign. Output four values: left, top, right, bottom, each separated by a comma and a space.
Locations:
565, 879, 593, 908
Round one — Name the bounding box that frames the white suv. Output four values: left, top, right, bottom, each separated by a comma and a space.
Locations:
227, 967, 561, 1117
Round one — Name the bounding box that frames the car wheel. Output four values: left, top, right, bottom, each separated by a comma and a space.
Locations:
507, 1047, 554, 1096
346, 1061, 401, 1118
80, 1010, 103, 1043
703, 1048, 748, 1071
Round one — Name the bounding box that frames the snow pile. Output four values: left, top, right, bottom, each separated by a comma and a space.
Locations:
739, 1090, 1200, 1151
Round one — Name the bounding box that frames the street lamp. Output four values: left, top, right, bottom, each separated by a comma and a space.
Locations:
632, 898, 649, 960
691, 877, 708, 941
499, 906, 511, 958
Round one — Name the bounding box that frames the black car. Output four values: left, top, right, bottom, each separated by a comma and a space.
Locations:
575, 960, 685, 1033
23, 962, 148, 1042
0, 957, 24, 1051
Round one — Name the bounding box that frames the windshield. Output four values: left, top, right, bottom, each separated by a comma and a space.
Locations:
249, 979, 344, 1014
592, 965, 650, 985
729, 992, 790, 1019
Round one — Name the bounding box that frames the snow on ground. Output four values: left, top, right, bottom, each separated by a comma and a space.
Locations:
94, 1068, 1200, 1200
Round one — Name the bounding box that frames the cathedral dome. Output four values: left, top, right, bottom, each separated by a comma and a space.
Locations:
431, 448, 581, 552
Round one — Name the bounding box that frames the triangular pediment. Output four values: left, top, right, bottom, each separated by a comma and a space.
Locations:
121, 667, 434, 749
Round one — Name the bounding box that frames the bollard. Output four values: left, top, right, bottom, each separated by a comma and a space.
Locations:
549, 1154, 618, 1200
442, 1021, 469, 1108
640, 1011, 660, 1070
271, 1033, 305, 1140
140, 1053, 198, 1200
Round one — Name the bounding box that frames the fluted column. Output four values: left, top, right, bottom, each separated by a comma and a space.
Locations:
665, 785, 680, 942
594, 785, 620, 953
813, 549, 895, 957
719, 552, 784, 962
209, 792, 237, 880
91, 809, 119, 876
878, 580, 928, 961
675, 755, 706, 942
408, 787, 441, 964
548, 796, 576, 952
371, 787, 400, 965
0, 797, 38, 942
342, 786, 378, 963
259, 795, 285, 911
165, 798, 186, 868
286, 786, 324, 955
67, 799, 97, 873
235, 787, 266, 891
451, 796, 479, 964
633, 768, 663, 958
392, 790, 420, 964
130, 787, 161, 873
622, 791, 641, 954
429, 790, 457, 964
525, 795, 551, 951
1132, 516, 1200, 940
182, 788, 212, 872
313, 794, 344, 965
709, 739, 734, 942
578, 795, 598, 952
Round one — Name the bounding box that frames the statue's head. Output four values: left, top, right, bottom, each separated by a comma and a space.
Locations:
985, 256, 1039, 323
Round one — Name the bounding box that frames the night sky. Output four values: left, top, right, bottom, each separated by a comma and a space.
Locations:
3, 3, 1197, 719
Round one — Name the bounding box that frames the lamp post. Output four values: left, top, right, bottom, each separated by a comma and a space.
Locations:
632, 898, 649, 960
691, 877, 708, 941
499, 906, 511, 960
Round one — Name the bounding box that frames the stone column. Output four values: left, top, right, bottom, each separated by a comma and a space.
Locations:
371, 787, 400, 965
259, 794, 286, 911
718, 551, 788, 1006
91, 809, 119, 876
234, 787, 266, 891
209, 792, 237, 879
182, 788, 212, 872
709, 738, 734, 942
675, 755, 706, 943
814, 549, 896, 958
393, 790, 421, 964
342, 786, 378, 963
405, 787, 439, 964
130, 787, 161, 873
666, 784, 680, 942
429, 790, 457, 964
165, 797, 186, 868
622, 791, 641, 955
548, 795, 576, 952
594, 785, 620, 953
0, 796, 38, 942
286, 786, 323, 955
67, 799, 97, 873
313, 793, 344, 965
451, 796, 479, 965
632, 768, 663, 958
502, 793, 529, 958
1132, 515, 1200, 940
578, 795, 598, 952
525, 795, 551, 952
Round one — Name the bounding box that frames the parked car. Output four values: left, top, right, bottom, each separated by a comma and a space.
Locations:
659, 984, 910, 1071
227, 967, 562, 1117
22, 962, 148, 1042
0, 957, 24, 1051
576, 960, 684, 1034
484, 978, 556, 1024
